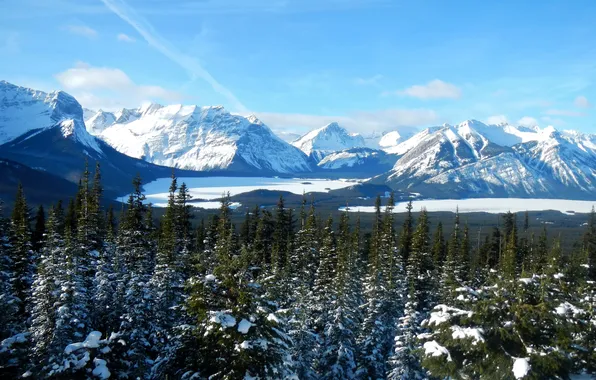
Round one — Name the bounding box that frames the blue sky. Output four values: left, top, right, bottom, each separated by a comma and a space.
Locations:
1, 0, 596, 134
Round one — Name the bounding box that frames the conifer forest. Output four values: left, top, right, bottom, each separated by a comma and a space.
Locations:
1, 164, 595, 380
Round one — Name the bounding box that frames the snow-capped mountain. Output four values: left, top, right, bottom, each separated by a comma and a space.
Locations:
86, 104, 312, 174
0, 81, 175, 192
0, 80, 100, 152
292, 122, 366, 162
378, 119, 596, 199
316, 147, 398, 176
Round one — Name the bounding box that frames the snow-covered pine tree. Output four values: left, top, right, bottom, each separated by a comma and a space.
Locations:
113, 174, 155, 378
0, 200, 25, 378
440, 211, 461, 304
150, 176, 194, 374
0, 200, 18, 340
29, 206, 62, 365
399, 200, 414, 266
182, 197, 295, 379
9, 183, 34, 318
318, 211, 358, 379
287, 199, 320, 380
357, 193, 405, 379
388, 207, 432, 380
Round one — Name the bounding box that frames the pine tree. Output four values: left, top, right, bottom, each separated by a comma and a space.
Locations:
9, 183, 33, 317
318, 211, 359, 379
288, 200, 320, 380
182, 197, 295, 379
399, 200, 414, 265
114, 174, 155, 378
0, 201, 19, 341
357, 193, 405, 379
31, 205, 45, 252
431, 221, 446, 267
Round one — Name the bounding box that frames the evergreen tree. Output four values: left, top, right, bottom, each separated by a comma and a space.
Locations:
182, 197, 295, 379
399, 200, 414, 265
9, 183, 33, 317
114, 174, 155, 378
31, 205, 45, 252
431, 221, 446, 267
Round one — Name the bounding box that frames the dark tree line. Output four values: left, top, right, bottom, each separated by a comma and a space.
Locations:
0, 165, 595, 379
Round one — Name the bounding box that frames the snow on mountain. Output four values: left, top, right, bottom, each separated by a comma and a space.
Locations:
380, 119, 596, 199
86, 110, 116, 135
87, 104, 312, 174
292, 122, 366, 162
317, 147, 397, 174
0, 80, 102, 153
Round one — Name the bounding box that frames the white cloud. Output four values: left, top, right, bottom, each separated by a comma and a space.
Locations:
574, 95, 591, 108
544, 109, 584, 117
100, 0, 247, 113
117, 33, 135, 42
354, 74, 383, 86
256, 108, 437, 134
387, 79, 462, 99
485, 115, 508, 125
55, 62, 183, 110
517, 116, 539, 127
64, 24, 98, 38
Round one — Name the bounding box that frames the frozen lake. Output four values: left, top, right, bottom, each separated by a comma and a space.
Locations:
137, 176, 358, 207
340, 198, 596, 215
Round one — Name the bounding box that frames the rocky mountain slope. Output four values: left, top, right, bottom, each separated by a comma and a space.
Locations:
0, 81, 176, 193
377, 120, 596, 199
86, 104, 312, 174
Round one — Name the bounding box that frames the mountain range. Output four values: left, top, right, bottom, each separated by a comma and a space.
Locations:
1, 80, 595, 202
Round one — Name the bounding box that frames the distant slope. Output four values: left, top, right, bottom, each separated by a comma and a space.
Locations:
292, 122, 366, 162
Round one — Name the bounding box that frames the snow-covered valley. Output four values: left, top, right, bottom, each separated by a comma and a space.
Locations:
340, 198, 596, 214
134, 176, 359, 206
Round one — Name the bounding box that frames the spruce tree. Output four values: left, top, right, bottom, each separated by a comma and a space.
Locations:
431, 221, 446, 267
114, 174, 155, 378
31, 205, 45, 252
9, 183, 33, 317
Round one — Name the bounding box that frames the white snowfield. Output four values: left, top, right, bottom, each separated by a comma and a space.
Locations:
340, 198, 596, 214
139, 176, 359, 206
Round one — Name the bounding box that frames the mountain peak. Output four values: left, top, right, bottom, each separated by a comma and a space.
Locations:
292, 122, 366, 162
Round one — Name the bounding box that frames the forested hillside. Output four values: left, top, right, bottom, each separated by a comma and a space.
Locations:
0, 163, 595, 379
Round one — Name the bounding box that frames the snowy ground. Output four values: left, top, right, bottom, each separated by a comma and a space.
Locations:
133, 176, 358, 206
340, 198, 596, 215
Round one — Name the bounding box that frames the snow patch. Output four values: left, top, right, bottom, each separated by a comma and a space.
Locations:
238, 319, 253, 334
513, 357, 531, 379
423, 340, 452, 361
210, 311, 236, 329
64, 331, 102, 354
451, 326, 484, 344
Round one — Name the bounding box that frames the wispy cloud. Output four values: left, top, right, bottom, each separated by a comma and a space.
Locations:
99, 0, 247, 113
55, 62, 183, 110
256, 108, 437, 134
117, 33, 135, 42
354, 74, 383, 86
544, 109, 584, 117
485, 115, 508, 125
384, 79, 462, 100
574, 95, 591, 108
64, 24, 98, 38
517, 116, 539, 127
